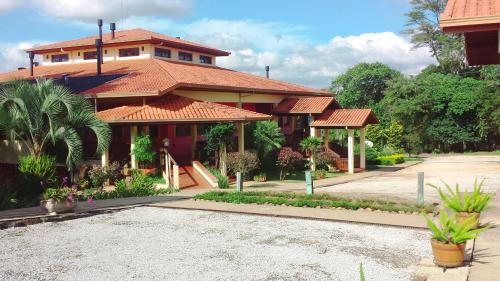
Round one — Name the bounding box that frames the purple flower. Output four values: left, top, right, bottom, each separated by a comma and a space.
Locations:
62, 176, 68, 185
87, 196, 94, 205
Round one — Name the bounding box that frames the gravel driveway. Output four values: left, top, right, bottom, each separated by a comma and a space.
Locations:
0, 207, 430, 281
319, 155, 500, 203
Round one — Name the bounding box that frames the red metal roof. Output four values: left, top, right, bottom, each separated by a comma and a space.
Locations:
311, 109, 379, 128
96, 94, 271, 123
26, 28, 230, 56
0, 58, 329, 97
273, 97, 339, 114
441, 0, 500, 32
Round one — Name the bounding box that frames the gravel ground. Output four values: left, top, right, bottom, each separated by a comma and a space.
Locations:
0, 207, 431, 281
319, 155, 500, 202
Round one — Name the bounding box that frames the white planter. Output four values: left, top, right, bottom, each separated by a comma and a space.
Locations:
42, 199, 77, 215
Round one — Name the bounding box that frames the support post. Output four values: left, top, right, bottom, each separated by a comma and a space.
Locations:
101, 148, 109, 167
220, 144, 227, 176
324, 129, 330, 148
417, 172, 424, 206
237, 122, 244, 153
130, 125, 138, 169
360, 127, 366, 169
236, 172, 243, 192
143, 125, 149, 135
347, 128, 354, 174
163, 153, 171, 187
305, 171, 314, 195
191, 124, 197, 160
173, 164, 179, 190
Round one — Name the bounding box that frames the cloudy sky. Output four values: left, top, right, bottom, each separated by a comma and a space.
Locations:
0, 0, 436, 88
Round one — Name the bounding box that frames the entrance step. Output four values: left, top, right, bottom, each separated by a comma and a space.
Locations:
178, 165, 213, 189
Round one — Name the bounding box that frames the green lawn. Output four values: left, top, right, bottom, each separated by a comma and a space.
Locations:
255, 169, 344, 184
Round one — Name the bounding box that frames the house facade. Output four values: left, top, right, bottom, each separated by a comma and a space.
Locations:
0, 25, 378, 188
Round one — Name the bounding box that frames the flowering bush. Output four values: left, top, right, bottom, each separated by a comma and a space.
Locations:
276, 148, 304, 180
315, 149, 336, 170
226, 151, 260, 179
88, 165, 107, 190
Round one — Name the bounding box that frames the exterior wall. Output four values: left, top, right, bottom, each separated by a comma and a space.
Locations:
41, 44, 216, 66
173, 90, 312, 104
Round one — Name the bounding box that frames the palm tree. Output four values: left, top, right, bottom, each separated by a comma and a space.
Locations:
300, 136, 324, 171
253, 121, 284, 158
0, 79, 111, 171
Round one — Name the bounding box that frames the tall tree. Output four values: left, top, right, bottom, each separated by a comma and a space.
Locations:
403, 0, 466, 73
0, 79, 111, 171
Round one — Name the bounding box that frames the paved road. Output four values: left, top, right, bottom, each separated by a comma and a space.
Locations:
0, 207, 430, 281
318, 155, 500, 203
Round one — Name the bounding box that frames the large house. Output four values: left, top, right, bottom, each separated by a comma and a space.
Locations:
0, 24, 378, 188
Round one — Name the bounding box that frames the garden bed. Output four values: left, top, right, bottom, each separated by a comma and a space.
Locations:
194, 191, 437, 214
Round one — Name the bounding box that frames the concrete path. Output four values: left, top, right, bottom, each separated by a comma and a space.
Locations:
318, 155, 500, 203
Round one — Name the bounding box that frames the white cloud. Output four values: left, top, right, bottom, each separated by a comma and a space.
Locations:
0, 0, 21, 13
0, 42, 46, 73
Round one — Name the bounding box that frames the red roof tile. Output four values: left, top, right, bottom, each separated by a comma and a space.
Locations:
27, 28, 230, 56
441, 0, 500, 31
273, 97, 339, 114
96, 94, 271, 123
311, 109, 379, 128
0, 58, 328, 96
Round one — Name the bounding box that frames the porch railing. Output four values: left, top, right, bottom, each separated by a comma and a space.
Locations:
163, 151, 179, 190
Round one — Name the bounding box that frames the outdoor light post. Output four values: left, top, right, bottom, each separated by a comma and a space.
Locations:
417, 172, 424, 206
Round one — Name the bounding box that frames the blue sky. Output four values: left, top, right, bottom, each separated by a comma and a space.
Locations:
0, 0, 435, 87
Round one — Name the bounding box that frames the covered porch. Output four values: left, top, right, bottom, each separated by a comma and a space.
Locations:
96, 94, 271, 188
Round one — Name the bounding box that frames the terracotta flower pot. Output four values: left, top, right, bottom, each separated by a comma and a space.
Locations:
431, 239, 465, 268
456, 212, 480, 229
42, 199, 77, 215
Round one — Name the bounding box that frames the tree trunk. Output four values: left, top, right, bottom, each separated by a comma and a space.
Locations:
219, 144, 227, 176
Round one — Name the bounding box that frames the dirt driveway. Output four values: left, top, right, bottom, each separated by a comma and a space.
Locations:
318, 155, 500, 203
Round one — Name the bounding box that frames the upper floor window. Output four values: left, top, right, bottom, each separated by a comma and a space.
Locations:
51, 54, 69, 63
155, 48, 171, 58
119, 47, 140, 57
199, 55, 212, 64
83, 51, 97, 60
178, 51, 193, 61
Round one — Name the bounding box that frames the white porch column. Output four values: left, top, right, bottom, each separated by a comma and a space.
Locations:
237, 122, 245, 153
101, 149, 109, 167
191, 124, 197, 159
347, 128, 355, 174
360, 127, 366, 169
130, 125, 138, 169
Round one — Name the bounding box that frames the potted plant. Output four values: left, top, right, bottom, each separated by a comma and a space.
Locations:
429, 178, 492, 228
41, 183, 78, 215
133, 134, 157, 175
253, 173, 267, 182
424, 210, 489, 267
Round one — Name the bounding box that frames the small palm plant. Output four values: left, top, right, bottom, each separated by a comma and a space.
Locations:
253, 121, 284, 158
300, 136, 323, 171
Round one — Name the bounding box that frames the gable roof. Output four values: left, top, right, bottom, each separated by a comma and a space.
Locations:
311, 109, 379, 128
96, 94, 271, 123
26, 28, 230, 56
441, 0, 500, 32
273, 97, 339, 114
0, 58, 329, 97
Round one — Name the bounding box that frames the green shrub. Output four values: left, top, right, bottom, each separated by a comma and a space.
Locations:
208, 166, 230, 189
88, 165, 107, 190
0, 184, 18, 210
42, 187, 76, 202
365, 146, 380, 164
276, 147, 304, 180
428, 178, 492, 213
226, 151, 260, 178
315, 149, 336, 170
133, 134, 157, 168
18, 155, 56, 187
313, 169, 327, 179
376, 154, 405, 165
106, 161, 123, 184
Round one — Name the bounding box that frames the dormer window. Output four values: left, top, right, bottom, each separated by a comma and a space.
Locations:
83, 51, 97, 60
199, 55, 212, 64
51, 54, 69, 63
119, 47, 140, 57
155, 48, 171, 58
178, 51, 193, 61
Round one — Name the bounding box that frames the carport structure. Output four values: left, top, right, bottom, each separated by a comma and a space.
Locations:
311, 109, 379, 174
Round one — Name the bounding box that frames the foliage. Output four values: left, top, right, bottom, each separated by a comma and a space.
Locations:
88, 165, 107, 190
366, 124, 386, 149
253, 173, 267, 182
253, 121, 284, 158
365, 146, 380, 164
18, 155, 56, 188
0, 79, 111, 170
208, 166, 230, 189
313, 169, 327, 180
332, 62, 401, 117
0, 184, 18, 210
276, 148, 304, 180
105, 162, 124, 184
133, 134, 156, 167
376, 154, 405, 166
226, 151, 260, 178
204, 123, 235, 154
359, 263, 365, 281
424, 210, 489, 244
428, 178, 492, 213
194, 191, 436, 213
385, 120, 404, 149
42, 187, 76, 202
315, 149, 336, 170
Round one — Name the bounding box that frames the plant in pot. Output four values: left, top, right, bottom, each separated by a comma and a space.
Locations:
424, 210, 489, 267
133, 134, 157, 175
41, 177, 78, 215
428, 178, 492, 228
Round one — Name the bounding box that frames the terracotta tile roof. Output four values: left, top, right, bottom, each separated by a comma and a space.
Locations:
441, 0, 500, 31
311, 109, 379, 128
0, 58, 328, 97
26, 28, 230, 56
273, 97, 339, 114
96, 94, 271, 123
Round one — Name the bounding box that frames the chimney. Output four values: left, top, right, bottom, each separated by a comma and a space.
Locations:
176, 36, 180, 39
95, 38, 102, 75
29, 51, 35, 76
97, 19, 103, 64
110, 22, 116, 39
265, 66, 270, 79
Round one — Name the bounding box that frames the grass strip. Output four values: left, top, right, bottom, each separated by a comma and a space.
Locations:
194, 191, 436, 214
